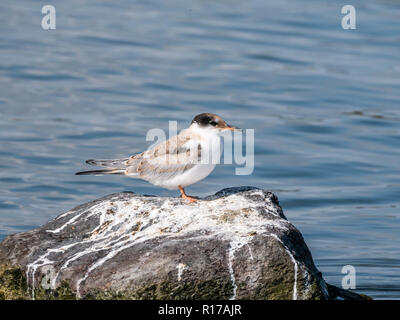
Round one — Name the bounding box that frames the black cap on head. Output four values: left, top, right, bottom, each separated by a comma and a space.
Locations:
191, 113, 226, 128
191, 113, 240, 131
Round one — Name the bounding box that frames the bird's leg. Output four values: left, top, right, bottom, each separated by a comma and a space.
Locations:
178, 186, 197, 203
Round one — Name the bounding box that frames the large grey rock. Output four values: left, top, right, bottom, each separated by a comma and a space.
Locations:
0, 187, 368, 300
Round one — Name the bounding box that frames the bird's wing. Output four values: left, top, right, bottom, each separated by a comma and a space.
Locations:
125, 131, 202, 180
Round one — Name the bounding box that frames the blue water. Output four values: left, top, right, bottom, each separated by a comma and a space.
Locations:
1, 0, 399, 299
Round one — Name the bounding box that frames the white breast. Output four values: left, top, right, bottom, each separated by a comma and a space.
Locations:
157, 129, 221, 190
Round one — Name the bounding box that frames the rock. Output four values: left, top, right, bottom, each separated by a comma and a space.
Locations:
0, 187, 369, 300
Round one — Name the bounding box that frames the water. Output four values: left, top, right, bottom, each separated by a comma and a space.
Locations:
0, 0, 399, 299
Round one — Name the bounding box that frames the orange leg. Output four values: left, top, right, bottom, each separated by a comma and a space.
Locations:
178, 186, 197, 203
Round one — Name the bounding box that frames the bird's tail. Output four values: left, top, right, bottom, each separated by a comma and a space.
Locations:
75, 169, 125, 175
76, 158, 129, 175
85, 158, 129, 168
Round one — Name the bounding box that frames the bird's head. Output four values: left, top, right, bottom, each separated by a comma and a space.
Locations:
191, 113, 240, 135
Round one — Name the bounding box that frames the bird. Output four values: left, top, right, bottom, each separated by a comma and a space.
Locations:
76, 113, 240, 202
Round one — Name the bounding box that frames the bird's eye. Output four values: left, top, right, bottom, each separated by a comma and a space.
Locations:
209, 120, 218, 126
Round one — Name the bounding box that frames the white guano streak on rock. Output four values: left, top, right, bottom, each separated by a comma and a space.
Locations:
176, 263, 187, 281
269, 234, 298, 300
247, 244, 254, 260
27, 190, 289, 298
228, 239, 250, 300
26, 243, 77, 299
47, 199, 117, 234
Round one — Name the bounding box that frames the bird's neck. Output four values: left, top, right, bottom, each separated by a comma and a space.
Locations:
189, 123, 220, 141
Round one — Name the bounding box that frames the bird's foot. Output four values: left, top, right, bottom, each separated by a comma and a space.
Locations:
178, 186, 198, 203
181, 193, 198, 203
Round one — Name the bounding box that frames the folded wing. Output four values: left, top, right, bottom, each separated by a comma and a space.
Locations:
126, 133, 202, 181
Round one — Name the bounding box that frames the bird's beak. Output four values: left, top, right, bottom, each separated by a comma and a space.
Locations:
222, 124, 241, 132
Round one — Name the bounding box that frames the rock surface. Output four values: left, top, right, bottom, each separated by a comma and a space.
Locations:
0, 187, 369, 300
